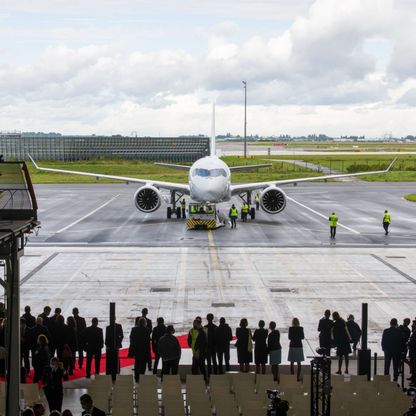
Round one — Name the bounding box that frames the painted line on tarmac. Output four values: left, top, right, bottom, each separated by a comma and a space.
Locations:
20, 252, 59, 285
55, 194, 121, 234
371, 254, 416, 285
208, 230, 225, 302
286, 196, 360, 235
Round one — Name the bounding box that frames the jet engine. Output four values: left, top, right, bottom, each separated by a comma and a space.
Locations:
134, 185, 162, 213
260, 187, 287, 214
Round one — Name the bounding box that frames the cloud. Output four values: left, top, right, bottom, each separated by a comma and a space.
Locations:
2, 0, 416, 135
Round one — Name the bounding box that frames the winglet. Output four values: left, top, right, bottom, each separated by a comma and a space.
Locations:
27, 154, 39, 169
386, 157, 397, 172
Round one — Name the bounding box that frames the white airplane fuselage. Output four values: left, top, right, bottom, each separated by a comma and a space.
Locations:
189, 156, 231, 203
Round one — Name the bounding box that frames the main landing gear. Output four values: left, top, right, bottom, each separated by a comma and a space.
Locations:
167, 190, 184, 219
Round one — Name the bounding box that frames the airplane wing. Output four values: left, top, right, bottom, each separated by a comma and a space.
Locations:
231, 158, 397, 194
229, 163, 272, 172
154, 162, 191, 171
28, 155, 190, 194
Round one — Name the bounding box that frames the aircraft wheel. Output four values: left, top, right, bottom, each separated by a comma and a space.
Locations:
167, 207, 172, 219
250, 207, 256, 220
176, 207, 181, 218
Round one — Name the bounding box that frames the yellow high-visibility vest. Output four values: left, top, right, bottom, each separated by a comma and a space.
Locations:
242, 204, 249, 213
329, 214, 338, 227
383, 213, 391, 223
230, 208, 238, 217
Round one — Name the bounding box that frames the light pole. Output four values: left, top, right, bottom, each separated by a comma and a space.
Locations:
242, 81, 247, 158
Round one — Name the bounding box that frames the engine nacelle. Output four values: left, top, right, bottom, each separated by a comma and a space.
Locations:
134, 185, 162, 213
260, 187, 287, 214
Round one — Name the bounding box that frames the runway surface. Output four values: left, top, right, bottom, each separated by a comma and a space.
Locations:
29, 182, 416, 246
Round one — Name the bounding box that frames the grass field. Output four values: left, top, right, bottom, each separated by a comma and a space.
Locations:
249, 141, 416, 152
26, 158, 321, 184
21, 153, 416, 183
404, 194, 416, 202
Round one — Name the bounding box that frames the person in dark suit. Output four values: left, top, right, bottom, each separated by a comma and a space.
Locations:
72, 308, 87, 369
381, 318, 402, 381
151, 317, 166, 375
32, 334, 50, 383
408, 326, 416, 387
84, 318, 104, 378
204, 313, 218, 375
346, 315, 362, 352
141, 308, 153, 371
30, 317, 51, 353
236, 318, 252, 373
80, 393, 106, 416
215, 317, 232, 374
105, 319, 124, 380
20, 317, 31, 373
399, 318, 411, 366
332, 312, 351, 374
318, 310, 333, 356
21, 305, 36, 329
158, 325, 181, 376
65, 317, 78, 375
43, 357, 65, 412
129, 317, 151, 382
53, 315, 68, 363
47, 308, 62, 357
253, 320, 268, 374
39, 306, 51, 327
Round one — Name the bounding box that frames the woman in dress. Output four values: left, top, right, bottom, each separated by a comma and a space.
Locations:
236, 318, 252, 372
332, 311, 352, 374
267, 321, 282, 381
288, 317, 305, 380
252, 320, 268, 374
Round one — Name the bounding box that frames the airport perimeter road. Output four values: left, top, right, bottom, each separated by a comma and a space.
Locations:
30, 182, 416, 246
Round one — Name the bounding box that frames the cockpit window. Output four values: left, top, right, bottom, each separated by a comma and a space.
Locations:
193, 168, 227, 178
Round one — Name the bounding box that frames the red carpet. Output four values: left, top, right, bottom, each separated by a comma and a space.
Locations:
17, 334, 191, 383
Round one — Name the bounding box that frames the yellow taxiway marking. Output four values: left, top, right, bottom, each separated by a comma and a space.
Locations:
208, 230, 225, 302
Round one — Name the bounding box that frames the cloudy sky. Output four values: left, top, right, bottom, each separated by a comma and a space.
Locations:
1, 0, 416, 137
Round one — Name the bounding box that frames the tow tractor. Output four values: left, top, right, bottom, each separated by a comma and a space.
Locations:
187, 203, 224, 230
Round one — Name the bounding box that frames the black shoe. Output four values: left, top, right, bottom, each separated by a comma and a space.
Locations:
86, 375, 91, 378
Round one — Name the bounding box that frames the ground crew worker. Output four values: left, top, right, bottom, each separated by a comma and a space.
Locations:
229, 204, 238, 229
241, 203, 249, 222
329, 212, 338, 239
383, 210, 391, 235
255, 194, 260, 210
181, 199, 186, 219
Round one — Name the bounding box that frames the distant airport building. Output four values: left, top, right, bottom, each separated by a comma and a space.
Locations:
0, 132, 210, 162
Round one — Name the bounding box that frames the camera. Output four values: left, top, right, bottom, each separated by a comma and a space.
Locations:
403, 387, 416, 416
316, 347, 327, 356
266, 389, 289, 416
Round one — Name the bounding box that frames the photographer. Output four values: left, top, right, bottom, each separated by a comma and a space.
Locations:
266, 389, 289, 416
43, 357, 66, 412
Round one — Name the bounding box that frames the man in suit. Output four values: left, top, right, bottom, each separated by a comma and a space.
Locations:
73, 307, 87, 369
141, 308, 153, 371
21, 305, 36, 329
84, 318, 104, 378
129, 317, 151, 382
215, 317, 232, 374
80, 393, 106, 416
318, 310, 333, 356
38, 306, 51, 327
151, 317, 166, 374
29, 317, 51, 362
204, 313, 218, 375
105, 319, 124, 380
381, 318, 402, 381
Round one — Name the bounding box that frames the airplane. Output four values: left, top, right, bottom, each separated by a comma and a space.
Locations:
28, 108, 397, 220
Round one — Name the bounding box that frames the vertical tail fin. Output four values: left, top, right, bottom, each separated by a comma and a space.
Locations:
210, 103, 216, 156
